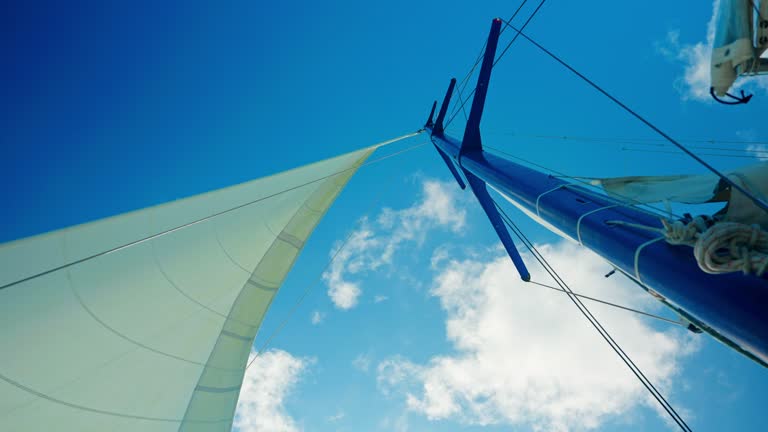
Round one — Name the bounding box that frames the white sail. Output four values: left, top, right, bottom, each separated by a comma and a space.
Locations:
593, 162, 768, 228
0, 145, 376, 431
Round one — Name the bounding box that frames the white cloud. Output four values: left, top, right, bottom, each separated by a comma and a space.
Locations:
377, 241, 699, 431
327, 411, 345, 422
430, 245, 451, 270
324, 179, 466, 310
328, 280, 362, 310
658, 0, 768, 101
738, 130, 768, 161
234, 350, 312, 432
310, 310, 325, 325
374, 295, 389, 303
353, 353, 372, 373
746, 143, 768, 161
378, 413, 411, 432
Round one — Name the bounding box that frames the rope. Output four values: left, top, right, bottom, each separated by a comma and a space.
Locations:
608, 217, 768, 277
499, 20, 768, 217
0, 132, 425, 292
695, 223, 768, 275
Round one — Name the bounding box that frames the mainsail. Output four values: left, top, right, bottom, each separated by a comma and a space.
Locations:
594, 162, 768, 228
0, 145, 376, 430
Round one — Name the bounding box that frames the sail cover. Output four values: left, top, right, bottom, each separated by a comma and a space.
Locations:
593, 162, 768, 227
0, 145, 376, 431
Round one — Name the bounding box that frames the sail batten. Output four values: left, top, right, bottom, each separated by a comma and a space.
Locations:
0, 145, 376, 430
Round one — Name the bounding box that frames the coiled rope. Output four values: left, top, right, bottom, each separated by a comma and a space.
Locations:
609, 217, 768, 276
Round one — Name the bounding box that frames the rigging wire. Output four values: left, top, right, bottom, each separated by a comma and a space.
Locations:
485, 132, 768, 160
498, 19, 768, 217
485, 131, 768, 150
445, 0, 549, 130
0, 132, 426, 292
247, 184, 687, 372
526, 280, 686, 326
621, 147, 768, 160
245, 171, 400, 370
483, 144, 682, 220
490, 198, 693, 432
622, 143, 768, 154
486, 132, 768, 159
449, 0, 531, 122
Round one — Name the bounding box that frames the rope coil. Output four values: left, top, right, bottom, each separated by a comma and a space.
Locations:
613, 217, 768, 276
693, 222, 768, 276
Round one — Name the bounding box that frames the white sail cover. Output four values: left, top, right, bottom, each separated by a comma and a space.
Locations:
0, 145, 376, 431
711, 0, 768, 95
594, 162, 768, 227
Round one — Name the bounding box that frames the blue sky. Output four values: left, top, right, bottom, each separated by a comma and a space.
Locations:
3, 1, 768, 431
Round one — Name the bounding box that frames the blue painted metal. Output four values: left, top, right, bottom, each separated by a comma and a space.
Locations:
429, 18, 529, 282
427, 18, 768, 367
432, 78, 456, 136
433, 145, 466, 190
427, 93, 465, 189
425, 101, 437, 128
464, 168, 530, 281
460, 17, 502, 157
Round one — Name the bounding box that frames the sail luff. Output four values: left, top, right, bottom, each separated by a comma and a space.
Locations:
178, 148, 375, 431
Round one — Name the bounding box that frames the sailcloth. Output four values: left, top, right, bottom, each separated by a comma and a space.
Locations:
0, 145, 376, 431
593, 162, 768, 228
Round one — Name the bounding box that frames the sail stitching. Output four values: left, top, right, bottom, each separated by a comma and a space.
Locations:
64, 270, 242, 371
0, 371, 230, 423
152, 239, 260, 328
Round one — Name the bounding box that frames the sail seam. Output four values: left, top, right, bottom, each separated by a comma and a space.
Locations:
63, 270, 244, 371
221, 330, 251, 342
194, 385, 241, 393
151, 239, 260, 328
0, 371, 229, 423
214, 225, 259, 275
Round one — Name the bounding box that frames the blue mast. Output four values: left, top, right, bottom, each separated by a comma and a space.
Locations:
427, 18, 768, 367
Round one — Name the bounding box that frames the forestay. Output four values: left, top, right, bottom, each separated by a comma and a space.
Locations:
0, 145, 376, 431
